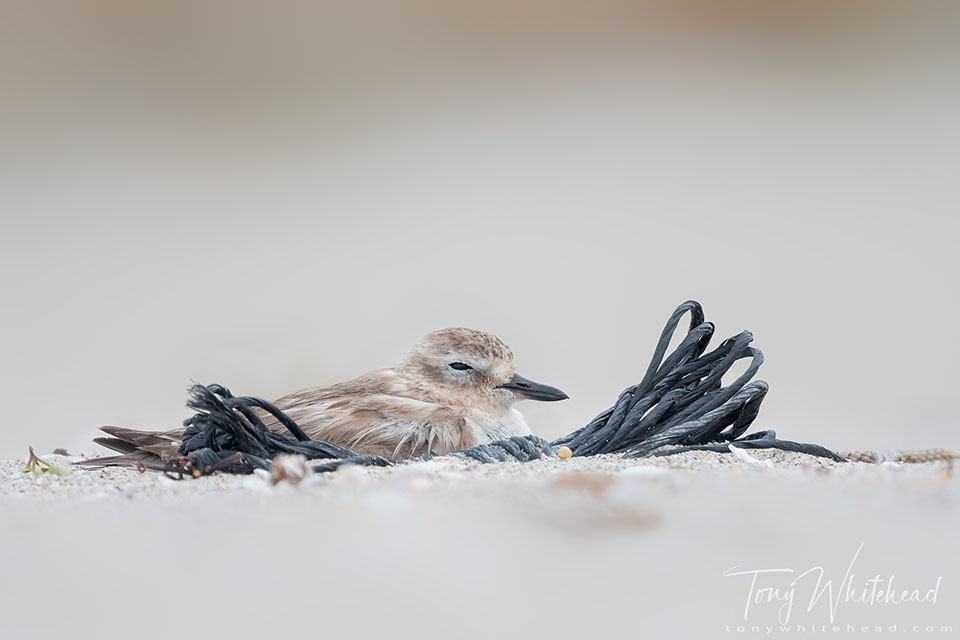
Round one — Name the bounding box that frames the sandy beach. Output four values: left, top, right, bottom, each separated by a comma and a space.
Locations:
2, 449, 955, 639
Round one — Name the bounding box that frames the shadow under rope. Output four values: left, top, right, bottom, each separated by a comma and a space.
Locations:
163, 300, 845, 478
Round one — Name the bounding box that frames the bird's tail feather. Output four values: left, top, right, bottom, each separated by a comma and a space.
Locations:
76, 426, 184, 469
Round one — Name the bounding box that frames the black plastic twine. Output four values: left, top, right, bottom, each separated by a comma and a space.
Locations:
176, 384, 375, 475
552, 300, 843, 461
174, 300, 843, 476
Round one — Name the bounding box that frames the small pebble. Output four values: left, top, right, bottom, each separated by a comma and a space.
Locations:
557, 446, 572, 460
269, 454, 311, 485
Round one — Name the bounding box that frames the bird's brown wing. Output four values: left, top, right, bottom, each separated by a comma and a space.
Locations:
266, 390, 468, 459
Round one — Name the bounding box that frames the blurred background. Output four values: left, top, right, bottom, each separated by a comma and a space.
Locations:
1, 0, 958, 459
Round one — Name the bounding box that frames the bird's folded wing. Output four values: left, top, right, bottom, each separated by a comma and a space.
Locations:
267, 394, 467, 459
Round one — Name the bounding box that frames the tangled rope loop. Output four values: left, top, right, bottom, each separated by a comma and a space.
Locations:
176, 384, 382, 475
553, 300, 843, 461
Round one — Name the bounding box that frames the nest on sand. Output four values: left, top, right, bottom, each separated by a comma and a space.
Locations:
114, 301, 844, 478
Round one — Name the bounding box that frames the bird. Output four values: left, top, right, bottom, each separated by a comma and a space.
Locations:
85, 327, 568, 468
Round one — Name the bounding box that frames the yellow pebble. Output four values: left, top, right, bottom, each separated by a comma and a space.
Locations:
557, 446, 572, 460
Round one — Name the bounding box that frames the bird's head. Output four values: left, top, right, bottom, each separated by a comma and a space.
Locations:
400, 327, 568, 409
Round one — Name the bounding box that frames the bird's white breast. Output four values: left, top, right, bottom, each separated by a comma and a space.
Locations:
466, 407, 532, 445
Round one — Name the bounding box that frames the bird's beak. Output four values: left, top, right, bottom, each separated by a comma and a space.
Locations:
497, 374, 569, 402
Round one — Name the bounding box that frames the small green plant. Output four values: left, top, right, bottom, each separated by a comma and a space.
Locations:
22, 446, 71, 476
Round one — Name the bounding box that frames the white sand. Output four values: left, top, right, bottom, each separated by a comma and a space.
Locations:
1, 450, 956, 639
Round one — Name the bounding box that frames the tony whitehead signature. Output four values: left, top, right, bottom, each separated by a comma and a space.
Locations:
724, 544, 942, 624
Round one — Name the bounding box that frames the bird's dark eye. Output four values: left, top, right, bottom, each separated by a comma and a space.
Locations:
448, 362, 473, 371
